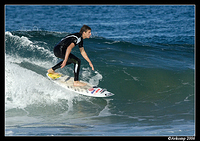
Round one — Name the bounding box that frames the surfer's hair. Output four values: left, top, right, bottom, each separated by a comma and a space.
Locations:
79, 25, 91, 34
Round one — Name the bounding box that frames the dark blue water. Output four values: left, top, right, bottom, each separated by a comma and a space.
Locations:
5, 5, 195, 136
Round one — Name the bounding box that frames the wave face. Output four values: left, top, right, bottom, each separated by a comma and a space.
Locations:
5, 5, 195, 136
5, 31, 194, 136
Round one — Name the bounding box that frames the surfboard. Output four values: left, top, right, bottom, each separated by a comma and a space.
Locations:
46, 73, 114, 97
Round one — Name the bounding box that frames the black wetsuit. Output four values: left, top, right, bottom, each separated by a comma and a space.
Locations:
51, 33, 83, 81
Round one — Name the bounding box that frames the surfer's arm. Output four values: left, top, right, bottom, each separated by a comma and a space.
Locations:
80, 47, 94, 70
61, 43, 75, 68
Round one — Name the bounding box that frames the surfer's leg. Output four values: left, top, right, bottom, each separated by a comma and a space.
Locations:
48, 60, 72, 73
68, 54, 86, 87
51, 58, 73, 70
68, 54, 81, 81
48, 61, 62, 74
51, 61, 63, 70
48, 45, 65, 74
50, 53, 79, 73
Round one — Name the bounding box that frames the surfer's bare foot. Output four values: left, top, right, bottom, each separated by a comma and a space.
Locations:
47, 68, 58, 74
74, 81, 87, 87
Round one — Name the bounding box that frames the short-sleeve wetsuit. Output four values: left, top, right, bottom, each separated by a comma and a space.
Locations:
51, 33, 83, 81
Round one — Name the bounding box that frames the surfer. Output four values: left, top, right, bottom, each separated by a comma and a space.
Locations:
47, 25, 94, 87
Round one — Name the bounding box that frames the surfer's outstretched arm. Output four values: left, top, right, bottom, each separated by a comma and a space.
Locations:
79, 47, 94, 71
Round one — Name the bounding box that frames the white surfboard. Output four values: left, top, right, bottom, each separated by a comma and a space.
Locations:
46, 73, 114, 97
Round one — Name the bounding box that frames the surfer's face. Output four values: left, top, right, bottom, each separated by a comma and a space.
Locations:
82, 30, 91, 39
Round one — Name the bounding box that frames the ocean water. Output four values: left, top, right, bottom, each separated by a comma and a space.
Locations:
5, 5, 195, 136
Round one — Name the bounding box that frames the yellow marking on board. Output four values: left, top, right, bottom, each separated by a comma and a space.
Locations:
48, 73, 62, 80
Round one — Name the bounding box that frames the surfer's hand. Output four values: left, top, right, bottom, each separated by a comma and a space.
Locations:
61, 61, 67, 68
89, 62, 94, 71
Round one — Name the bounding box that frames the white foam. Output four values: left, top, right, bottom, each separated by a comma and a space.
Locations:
81, 67, 103, 86
98, 99, 113, 117
5, 31, 56, 61
5, 56, 77, 111
5, 31, 59, 70
6, 31, 32, 48
89, 72, 103, 86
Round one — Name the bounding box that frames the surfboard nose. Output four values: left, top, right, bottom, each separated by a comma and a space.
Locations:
104, 92, 114, 97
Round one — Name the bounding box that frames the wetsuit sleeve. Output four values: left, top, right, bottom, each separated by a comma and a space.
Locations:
71, 37, 78, 45
78, 40, 83, 48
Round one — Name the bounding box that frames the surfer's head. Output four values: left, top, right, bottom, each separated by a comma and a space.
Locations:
80, 25, 91, 39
